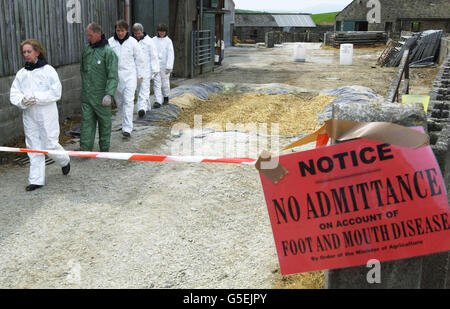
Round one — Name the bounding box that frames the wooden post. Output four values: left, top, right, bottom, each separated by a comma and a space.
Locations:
385, 48, 411, 103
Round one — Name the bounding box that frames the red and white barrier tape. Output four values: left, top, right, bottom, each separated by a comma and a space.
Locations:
0, 147, 257, 165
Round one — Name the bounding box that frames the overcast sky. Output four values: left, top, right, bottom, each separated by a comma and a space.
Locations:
233, 0, 354, 13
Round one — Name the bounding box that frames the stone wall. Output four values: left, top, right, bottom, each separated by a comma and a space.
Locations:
234, 27, 317, 43
0, 64, 82, 146
439, 37, 450, 65
234, 27, 281, 43
428, 52, 450, 203
335, 0, 367, 22
336, 0, 450, 33
325, 53, 450, 289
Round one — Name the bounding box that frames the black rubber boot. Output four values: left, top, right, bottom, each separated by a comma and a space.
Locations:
62, 163, 71, 176
153, 102, 161, 109
26, 184, 43, 191
138, 110, 146, 118
163, 97, 169, 105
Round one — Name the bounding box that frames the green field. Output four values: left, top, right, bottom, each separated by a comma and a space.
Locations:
311, 12, 340, 24
234, 9, 340, 25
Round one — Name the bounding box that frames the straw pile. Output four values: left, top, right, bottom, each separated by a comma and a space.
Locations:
272, 271, 325, 289
164, 93, 335, 135
163, 92, 335, 289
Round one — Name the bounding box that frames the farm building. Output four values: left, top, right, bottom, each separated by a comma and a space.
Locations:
335, 0, 450, 33
234, 13, 316, 43
0, 0, 233, 146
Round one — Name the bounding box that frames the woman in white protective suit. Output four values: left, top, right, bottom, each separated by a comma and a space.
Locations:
131, 23, 160, 118
152, 24, 174, 108
10, 39, 71, 192
109, 20, 146, 138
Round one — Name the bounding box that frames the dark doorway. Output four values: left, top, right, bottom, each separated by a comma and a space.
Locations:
355, 21, 368, 31
385, 22, 393, 32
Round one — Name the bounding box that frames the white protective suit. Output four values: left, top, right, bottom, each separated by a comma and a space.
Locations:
10, 64, 70, 186
152, 35, 174, 104
136, 35, 160, 112
108, 35, 146, 134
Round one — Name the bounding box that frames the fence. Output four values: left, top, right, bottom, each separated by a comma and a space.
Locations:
191, 30, 214, 78
0, 0, 119, 77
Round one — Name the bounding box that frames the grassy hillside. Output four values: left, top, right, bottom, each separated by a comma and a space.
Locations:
311, 12, 339, 24
234, 9, 340, 25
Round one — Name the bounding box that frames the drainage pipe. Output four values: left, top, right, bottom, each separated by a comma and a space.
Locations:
123, 0, 130, 25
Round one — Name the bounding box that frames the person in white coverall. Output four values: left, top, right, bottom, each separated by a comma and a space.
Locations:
10, 39, 71, 192
109, 20, 146, 138
152, 24, 174, 108
131, 23, 160, 118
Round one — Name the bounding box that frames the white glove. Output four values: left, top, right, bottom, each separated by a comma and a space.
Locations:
165, 69, 172, 75
137, 77, 143, 86
22, 96, 37, 107
102, 95, 112, 106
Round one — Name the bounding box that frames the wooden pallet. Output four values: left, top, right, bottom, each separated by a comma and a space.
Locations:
377, 39, 396, 66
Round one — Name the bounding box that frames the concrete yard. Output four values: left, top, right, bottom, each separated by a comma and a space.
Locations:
0, 43, 440, 289
174, 43, 438, 97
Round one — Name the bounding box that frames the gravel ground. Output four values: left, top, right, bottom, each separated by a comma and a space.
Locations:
1, 43, 437, 289
0, 113, 311, 289
174, 43, 438, 97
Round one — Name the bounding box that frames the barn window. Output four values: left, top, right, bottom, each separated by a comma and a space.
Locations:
412, 21, 421, 32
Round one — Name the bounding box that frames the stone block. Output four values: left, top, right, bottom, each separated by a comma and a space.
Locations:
332, 102, 427, 128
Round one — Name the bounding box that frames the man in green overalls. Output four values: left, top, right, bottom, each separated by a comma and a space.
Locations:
80, 22, 119, 152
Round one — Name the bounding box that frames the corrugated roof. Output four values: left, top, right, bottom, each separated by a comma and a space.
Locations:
235, 14, 278, 27
272, 15, 316, 28
235, 13, 316, 28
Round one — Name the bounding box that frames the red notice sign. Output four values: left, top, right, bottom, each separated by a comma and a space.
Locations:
260, 139, 449, 275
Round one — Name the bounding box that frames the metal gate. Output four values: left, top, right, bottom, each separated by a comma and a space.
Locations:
191, 30, 214, 77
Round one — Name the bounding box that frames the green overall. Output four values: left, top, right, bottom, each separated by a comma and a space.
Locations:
80, 43, 118, 151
